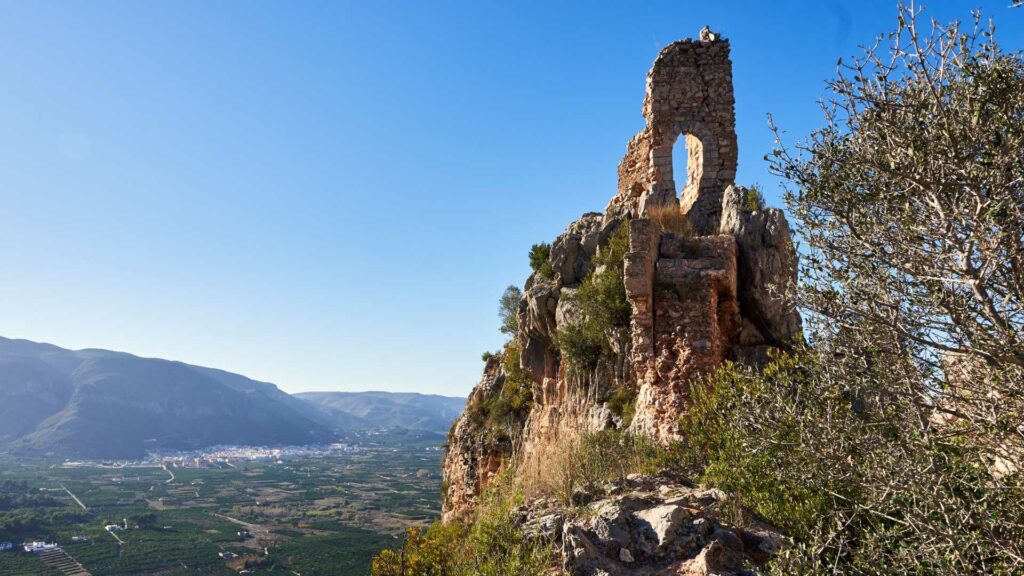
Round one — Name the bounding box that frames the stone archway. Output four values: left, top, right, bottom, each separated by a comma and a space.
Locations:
652, 121, 718, 214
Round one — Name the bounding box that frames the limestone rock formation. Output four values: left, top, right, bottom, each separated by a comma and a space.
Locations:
515, 473, 785, 576
442, 355, 515, 520
440, 28, 802, 569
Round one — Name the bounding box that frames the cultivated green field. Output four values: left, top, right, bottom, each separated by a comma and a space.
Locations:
0, 429, 443, 576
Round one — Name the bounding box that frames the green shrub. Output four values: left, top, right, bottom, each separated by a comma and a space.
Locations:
740, 185, 765, 212
556, 224, 631, 374
497, 286, 521, 336
606, 385, 637, 428
371, 471, 550, 576
464, 342, 534, 450
371, 521, 466, 576
555, 323, 603, 373
528, 243, 553, 279
677, 350, 1024, 574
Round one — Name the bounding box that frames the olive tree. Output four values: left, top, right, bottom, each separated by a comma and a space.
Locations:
771, 3, 1024, 467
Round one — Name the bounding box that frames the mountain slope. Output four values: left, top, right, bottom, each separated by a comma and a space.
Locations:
296, 391, 465, 433
0, 337, 333, 458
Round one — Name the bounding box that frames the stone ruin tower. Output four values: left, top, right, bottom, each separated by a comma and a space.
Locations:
610, 28, 738, 235
442, 29, 801, 520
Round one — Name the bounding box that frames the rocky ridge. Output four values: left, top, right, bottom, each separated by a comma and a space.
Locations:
516, 474, 784, 576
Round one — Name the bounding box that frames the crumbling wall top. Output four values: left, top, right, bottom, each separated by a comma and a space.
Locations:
610, 29, 738, 235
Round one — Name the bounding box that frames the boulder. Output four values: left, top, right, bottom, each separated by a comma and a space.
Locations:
512, 474, 785, 576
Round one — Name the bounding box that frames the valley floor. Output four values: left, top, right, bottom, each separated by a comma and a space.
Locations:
0, 429, 442, 576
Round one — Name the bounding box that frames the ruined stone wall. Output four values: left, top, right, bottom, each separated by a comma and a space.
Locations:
610, 34, 737, 236
626, 229, 741, 441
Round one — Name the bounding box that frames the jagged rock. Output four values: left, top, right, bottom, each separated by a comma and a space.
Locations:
521, 281, 560, 383
671, 540, 744, 575
557, 287, 583, 328
441, 356, 515, 522
512, 474, 785, 576
719, 185, 801, 349
519, 213, 618, 385
552, 213, 605, 286
634, 504, 689, 552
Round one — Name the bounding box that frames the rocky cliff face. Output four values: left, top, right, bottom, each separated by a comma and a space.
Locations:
442, 30, 801, 572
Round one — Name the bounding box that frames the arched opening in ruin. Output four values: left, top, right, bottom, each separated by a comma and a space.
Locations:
671, 132, 704, 202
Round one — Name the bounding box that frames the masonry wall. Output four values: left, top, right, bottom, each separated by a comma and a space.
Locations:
610, 37, 737, 236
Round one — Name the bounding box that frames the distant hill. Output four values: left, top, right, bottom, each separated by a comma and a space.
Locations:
0, 337, 466, 459
0, 337, 339, 458
296, 391, 465, 433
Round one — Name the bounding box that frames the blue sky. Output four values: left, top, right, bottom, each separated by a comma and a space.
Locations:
1, 1, 1021, 396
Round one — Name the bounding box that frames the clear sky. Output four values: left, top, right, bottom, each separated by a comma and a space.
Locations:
1, 1, 1021, 396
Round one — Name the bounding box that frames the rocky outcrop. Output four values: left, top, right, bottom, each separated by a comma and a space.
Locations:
441, 28, 802, 568
515, 473, 785, 576
718, 186, 800, 355
442, 355, 519, 521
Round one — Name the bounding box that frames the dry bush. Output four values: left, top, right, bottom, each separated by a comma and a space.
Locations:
517, 428, 667, 508
645, 203, 694, 237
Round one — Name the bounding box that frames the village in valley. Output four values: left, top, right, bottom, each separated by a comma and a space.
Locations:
0, 429, 444, 576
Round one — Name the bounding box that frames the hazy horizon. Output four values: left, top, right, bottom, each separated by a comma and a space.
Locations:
0, 333, 464, 398
2, 0, 1021, 396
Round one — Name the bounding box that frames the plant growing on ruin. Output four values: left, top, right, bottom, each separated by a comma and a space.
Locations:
646, 204, 694, 236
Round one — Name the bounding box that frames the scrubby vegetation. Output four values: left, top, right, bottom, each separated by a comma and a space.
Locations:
701, 7, 1024, 572
520, 430, 674, 507
372, 428, 685, 575
372, 471, 551, 576
465, 342, 534, 449
646, 203, 693, 236
605, 385, 637, 428
678, 348, 1024, 575
556, 223, 631, 374
740, 185, 765, 212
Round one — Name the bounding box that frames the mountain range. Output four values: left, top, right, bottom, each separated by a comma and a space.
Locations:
0, 337, 463, 458
296, 391, 465, 432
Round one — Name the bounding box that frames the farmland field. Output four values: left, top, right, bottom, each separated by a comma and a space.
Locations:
0, 429, 443, 576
